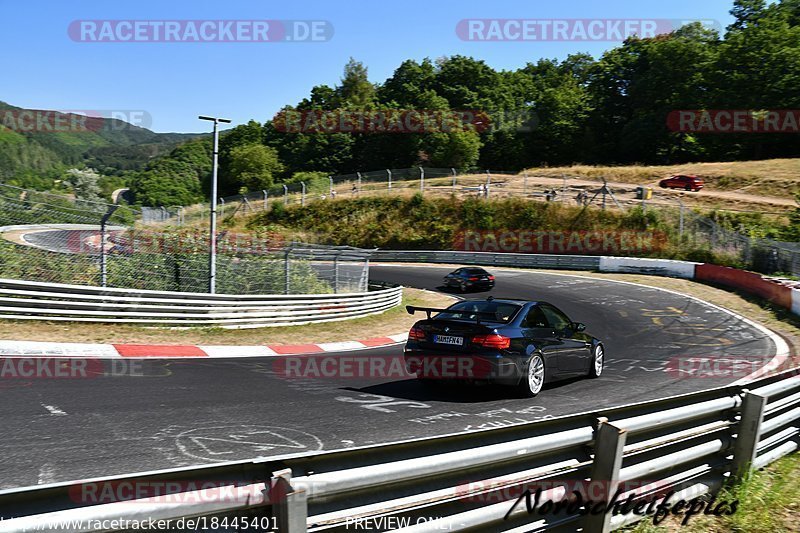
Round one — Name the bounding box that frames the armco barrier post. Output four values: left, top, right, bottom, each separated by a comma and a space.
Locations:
420, 167, 425, 192
271, 469, 307, 533
731, 391, 768, 481
585, 418, 627, 533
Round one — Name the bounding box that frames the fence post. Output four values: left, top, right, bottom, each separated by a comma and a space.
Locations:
485, 170, 491, 198
263, 190, 268, 210
283, 184, 288, 205
387, 169, 392, 190
329, 176, 334, 198
451, 168, 457, 193
585, 418, 627, 533
284, 249, 291, 294
363, 257, 370, 292
270, 469, 307, 533
301, 182, 306, 207
731, 391, 768, 481
333, 254, 339, 293
419, 167, 425, 192
219, 198, 225, 218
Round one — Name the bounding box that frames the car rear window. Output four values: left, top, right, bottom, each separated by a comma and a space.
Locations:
464, 268, 488, 275
435, 301, 520, 324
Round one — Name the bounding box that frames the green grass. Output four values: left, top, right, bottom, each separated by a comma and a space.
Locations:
627, 453, 800, 532
244, 194, 751, 267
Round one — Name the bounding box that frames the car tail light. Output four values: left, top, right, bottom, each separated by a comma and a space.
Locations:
468, 277, 479, 281
488, 275, 495, 280
408, 327, 426, 341
472, 334, 511, 349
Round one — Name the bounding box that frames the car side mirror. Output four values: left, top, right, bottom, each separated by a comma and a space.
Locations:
572, 322, 586, 332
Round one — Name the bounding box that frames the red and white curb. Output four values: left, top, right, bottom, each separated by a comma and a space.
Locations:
0, 334, 408, 359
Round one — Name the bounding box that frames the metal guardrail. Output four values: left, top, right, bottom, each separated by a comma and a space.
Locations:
371, 250, 602, 271
1, 369, 798, 532
0, 278, 402, 328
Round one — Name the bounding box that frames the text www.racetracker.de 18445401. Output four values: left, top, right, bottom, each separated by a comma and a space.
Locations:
0, 516, 279, 531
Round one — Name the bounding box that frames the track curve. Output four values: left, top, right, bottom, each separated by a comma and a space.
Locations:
0, 266, 779, 488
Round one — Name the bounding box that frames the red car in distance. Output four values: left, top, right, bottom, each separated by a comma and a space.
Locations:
658, 175, 704, 192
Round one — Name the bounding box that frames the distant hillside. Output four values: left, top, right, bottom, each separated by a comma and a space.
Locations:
0, 100, 205, 187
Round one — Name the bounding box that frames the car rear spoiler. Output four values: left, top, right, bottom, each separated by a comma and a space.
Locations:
405, 305, 499, 325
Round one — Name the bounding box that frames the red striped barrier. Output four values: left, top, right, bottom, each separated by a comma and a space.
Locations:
695, 264, 793, 309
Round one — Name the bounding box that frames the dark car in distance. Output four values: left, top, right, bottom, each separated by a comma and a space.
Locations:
659, 175, 704, 191
404, 298, 604, 397
443, 267, 495, 292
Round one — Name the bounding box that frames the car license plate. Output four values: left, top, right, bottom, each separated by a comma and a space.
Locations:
434, 335, 463, 346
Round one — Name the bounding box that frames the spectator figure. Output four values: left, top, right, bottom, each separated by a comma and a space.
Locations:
330, 190, 337, 199
351, 184, 358, 195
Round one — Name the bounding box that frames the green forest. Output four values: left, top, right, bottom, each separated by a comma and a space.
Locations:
3, 0, 800, 208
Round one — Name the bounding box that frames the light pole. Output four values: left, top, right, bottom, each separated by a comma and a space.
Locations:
199, 115, 231, 294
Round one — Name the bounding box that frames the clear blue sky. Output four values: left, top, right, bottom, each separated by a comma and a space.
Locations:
1, 0, 737, 133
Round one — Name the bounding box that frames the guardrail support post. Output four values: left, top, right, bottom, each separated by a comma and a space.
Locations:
585, 418, 627, 533
283, 184, 289, 205
451, 168, 456, 192
270, 469, 307, 533
731, 390, 768, 481
301, 182, 306, 207
419, 167, 424, 192
263, 190, 269, 210
387, 169, 392, 190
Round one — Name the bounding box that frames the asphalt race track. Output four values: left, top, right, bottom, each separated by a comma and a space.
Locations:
0, 265, 779, 489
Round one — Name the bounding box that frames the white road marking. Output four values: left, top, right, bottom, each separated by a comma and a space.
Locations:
42, 404, 67, 416
37, 463, 57, 484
